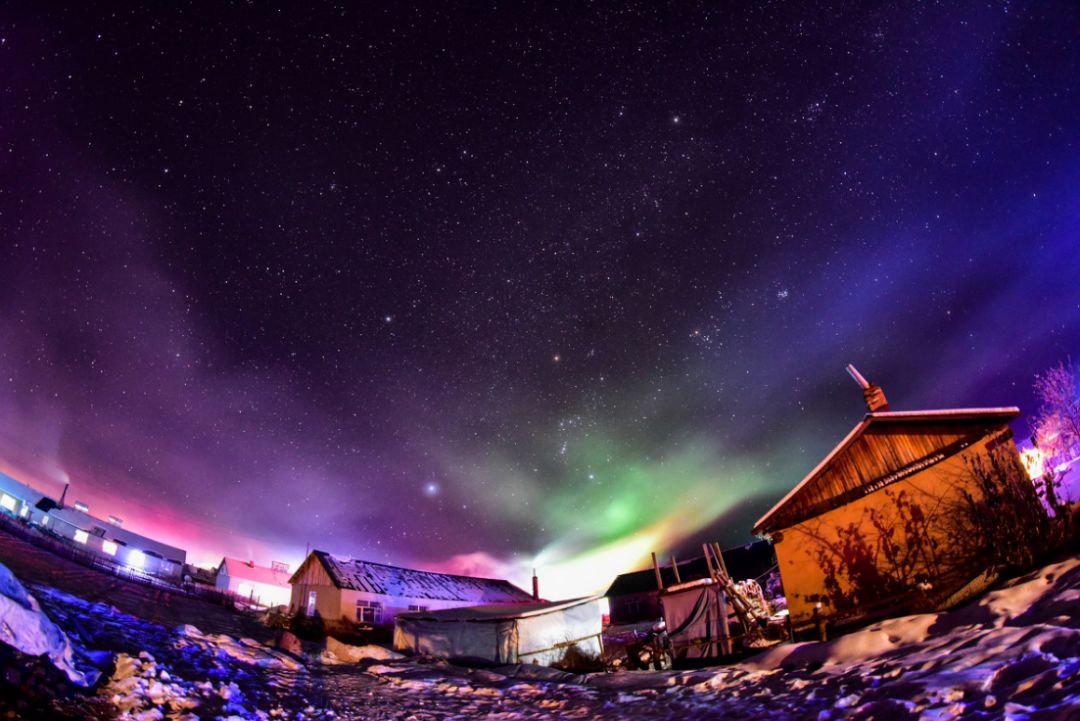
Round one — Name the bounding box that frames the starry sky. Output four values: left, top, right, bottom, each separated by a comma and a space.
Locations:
1, 2, 1079, 597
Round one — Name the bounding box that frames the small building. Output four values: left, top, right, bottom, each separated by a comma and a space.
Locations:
752, 374, 1023, 634
216, 557, 292, 608
393, 596, 604, 667
605, 540, 777, 625
288, 550, 535, 625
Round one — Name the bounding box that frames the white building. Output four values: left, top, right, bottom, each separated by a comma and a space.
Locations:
216, 557, 292, 608
289, 550, 535, 626
43, 505, 187, 579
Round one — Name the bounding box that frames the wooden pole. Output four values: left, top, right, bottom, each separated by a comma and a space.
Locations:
711, 542, 730, 580
651, 552, 664, 591
702, 543, 717, 581
670, 556, 682, 584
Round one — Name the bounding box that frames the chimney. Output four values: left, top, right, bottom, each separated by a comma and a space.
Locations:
58, 483, 68, 509
531, 569, 539, 600
845, 364, 889, 412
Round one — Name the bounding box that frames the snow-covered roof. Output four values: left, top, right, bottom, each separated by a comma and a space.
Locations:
753, 407, 1020, 535
307, 550, 534, 604
395, 595, 601, 622
219, 558, 291, 588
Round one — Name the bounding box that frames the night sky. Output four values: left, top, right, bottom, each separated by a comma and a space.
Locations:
2, 2, 1079, 597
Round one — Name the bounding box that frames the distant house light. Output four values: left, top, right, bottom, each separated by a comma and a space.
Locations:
19, 505, 29, 518
102, 540, 119, 556
0, 494, 16, 512
74, 529, 89, 544
127, 549, 146, 570
107, 515, 123, 526
41, 515, 49, 526
74, 501, 89, 513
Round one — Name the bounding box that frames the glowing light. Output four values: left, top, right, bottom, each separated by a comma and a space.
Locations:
0, 494, 15, 512
74, 501, 89, 513
102, 540, 118, 555
127, 549, 146, 569
424, 481, 439, 497
1020, 447, 1045, 480
73, 529, 89, 544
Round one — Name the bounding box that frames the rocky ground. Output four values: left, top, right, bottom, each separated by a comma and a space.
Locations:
2, 551, 1079, 720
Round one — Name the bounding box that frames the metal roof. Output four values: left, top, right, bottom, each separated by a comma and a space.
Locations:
305, 550, 535, 604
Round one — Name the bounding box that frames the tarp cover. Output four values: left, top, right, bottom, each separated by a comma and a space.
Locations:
394, 596, 603, 666
662, 584, 730, 659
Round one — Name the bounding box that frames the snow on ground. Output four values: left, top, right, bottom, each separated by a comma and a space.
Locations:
0, 561, 97, 686
31, 581, 330, 720
3, 554, 1080, 719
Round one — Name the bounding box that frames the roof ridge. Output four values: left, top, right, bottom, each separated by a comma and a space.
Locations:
317, 549, 514, 585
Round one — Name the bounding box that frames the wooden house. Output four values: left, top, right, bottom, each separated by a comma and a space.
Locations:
288, 550, 535, 625
752, 369, 1023, 634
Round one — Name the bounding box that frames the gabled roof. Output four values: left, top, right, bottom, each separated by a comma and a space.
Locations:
752, 407, 1020, 535
605, 540, 776, 598
220, 558, 291, 588
297, 550, 535, 604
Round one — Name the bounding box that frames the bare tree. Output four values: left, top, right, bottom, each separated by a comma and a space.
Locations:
1032, 359, 1080, 468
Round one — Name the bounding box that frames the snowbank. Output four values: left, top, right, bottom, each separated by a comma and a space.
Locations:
0, 561, 97, 686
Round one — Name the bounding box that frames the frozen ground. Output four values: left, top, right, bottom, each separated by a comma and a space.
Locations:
3, 553, 1080, 720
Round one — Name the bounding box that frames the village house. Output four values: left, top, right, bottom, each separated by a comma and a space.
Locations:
288, 550, 535, 625
604, 540, 777, 625
216, 557, 292, 608
753, 366, 1024, 635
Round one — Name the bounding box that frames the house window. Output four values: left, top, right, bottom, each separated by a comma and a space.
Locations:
356, 600, 383, 624
102, 540, 119, 556
306, 591, 317, 617
407, 604, 429, 612
0, 494, 16, 512
73, 529, 89, 544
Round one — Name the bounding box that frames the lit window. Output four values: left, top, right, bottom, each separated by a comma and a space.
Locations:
0, 494, 15, 512
41, 515, 49, 526
407, 604, 429, 612
74, 529, 89, 544
356, 600, 383, 624
102, 540, 118, 556
127, 549, 145, 569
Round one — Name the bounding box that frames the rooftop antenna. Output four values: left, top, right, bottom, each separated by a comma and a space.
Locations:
846, 364, 889, 412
